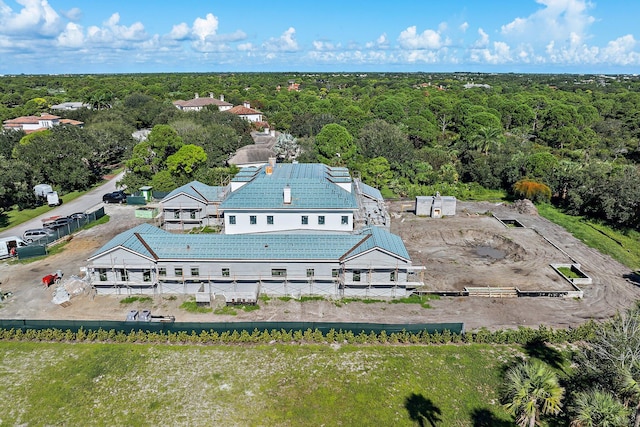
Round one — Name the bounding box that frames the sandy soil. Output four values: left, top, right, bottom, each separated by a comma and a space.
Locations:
1, 201, 639, 331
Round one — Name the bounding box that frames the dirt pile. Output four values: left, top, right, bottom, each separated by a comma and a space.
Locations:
512, 199, 538, 215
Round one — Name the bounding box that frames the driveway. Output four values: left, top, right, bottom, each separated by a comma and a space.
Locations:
0, 172, 125, 241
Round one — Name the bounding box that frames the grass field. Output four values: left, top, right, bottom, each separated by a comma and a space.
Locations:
538, 204, 640, 270
0, 341, 516, 426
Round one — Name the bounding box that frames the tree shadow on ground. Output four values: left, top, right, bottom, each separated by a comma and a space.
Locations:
524, 337, 566, 370
623, 271, 640, 286
404, 393, 442, 427
470, 408, 513, 427
0, 213, 9, 228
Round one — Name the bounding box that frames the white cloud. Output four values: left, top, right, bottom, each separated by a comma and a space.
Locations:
501, 0, 595, 45
460, 22, 469, 33
169, 23, 190, 41
366, 33, 388, 49
397, 25, 449, 49
0, 0, 62, 36
313, 40, 340, 51
57, 22, 84, 48
193, 13, 218, 41
473, 28, 490, 48
263, 27, 299, 52
167, 13, 246, 52
85, 13, 147, 45
237, 42, 254, 51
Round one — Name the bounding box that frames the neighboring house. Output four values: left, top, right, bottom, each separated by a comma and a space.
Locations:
173, 93, 233, 112
50, 101, 89, 111
227, 102, 263, 122
220, 162, 359, 235
87, 223, 422, 298
227, 130, 279, 168
160, 181, 227, 231
2, 113, 83, 133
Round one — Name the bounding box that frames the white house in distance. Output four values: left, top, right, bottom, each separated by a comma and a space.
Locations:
227, 102, 263, 122
173, 93, 233, 112
2, 113, 83, 133
88, 162, 422, 298
160, 181, 228, 231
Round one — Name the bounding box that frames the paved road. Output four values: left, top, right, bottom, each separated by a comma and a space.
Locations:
0, 172, 125, 240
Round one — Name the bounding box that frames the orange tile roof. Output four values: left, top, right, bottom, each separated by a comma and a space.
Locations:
228, 105, 262, 115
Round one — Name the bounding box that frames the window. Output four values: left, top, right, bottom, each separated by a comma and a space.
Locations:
222, 268, 230, 277
390, 271, 396, 282
318, 215, 325, 225
271, 268, 287, 277
332, 269, 340, 278
98, 268, 107, 281
250, 215, 257, 225
190, 211, 196, 220
191, 267, 199, 277
301, 215, 308, 225
229, 215, 236, 225
353, 270, 361, 282
267, 215, 274, 225
158, 267, 166, 277
306, 268, 314, 277
341, 215, 348, 225
175, 267, 183, 277
173, 211, 180, 219
117, 268, 129, 282
143, 269, 151, 282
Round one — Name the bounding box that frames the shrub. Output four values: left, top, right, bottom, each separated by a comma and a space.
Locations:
513, 179, 551, 203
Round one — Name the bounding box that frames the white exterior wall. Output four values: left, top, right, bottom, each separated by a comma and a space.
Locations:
162, 194, 221, 230
224, 211, 353, 234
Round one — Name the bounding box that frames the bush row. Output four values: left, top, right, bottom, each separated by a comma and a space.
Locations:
0, 321, 598, 346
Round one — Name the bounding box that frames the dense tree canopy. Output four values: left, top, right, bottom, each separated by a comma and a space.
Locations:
1, 72, 640, 230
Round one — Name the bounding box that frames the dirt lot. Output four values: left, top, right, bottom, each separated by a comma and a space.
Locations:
1, 201, 639, 331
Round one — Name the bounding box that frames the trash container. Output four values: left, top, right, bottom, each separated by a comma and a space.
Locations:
126, 309, 139, 321
140, 309, 151, 322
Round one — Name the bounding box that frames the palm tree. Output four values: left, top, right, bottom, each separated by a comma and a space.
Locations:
570, 389, 629, 427
503, 360, 564, 427
470, 126, 504, 155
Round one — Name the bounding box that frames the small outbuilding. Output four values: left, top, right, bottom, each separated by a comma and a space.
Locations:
415, 193, 456, 218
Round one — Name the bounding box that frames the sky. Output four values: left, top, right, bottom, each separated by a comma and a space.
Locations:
0, 0, 639, 74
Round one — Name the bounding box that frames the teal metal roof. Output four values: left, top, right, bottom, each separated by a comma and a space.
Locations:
89, 223, 167, 260
163, 181, 226, 203
90, 226, 410, 262
345, 227, 410, 260
359, 182, 383, 201
221, 163, 358, 210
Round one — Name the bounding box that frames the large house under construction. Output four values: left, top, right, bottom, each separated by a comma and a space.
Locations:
88, 162, 422, 299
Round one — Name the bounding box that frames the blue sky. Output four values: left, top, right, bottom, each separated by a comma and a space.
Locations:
0, 0, 638, 74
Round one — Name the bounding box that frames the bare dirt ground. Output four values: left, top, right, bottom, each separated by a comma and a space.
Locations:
1, 201, 639, 331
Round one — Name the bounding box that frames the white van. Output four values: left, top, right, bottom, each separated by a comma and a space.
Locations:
0, 236, 27, 259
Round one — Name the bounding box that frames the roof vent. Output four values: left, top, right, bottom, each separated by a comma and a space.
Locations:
283, 185, 291, 204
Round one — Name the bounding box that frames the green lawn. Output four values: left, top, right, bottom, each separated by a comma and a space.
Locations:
538, 204, 640, 270
0, 341, 515, 426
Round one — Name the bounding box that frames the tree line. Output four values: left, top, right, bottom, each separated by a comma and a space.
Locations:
0, 72, 639, 230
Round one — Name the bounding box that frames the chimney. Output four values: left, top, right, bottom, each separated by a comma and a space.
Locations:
270, 129, 275, 137
209, 92, 214, 98
194, 93, 199, 99
243, 101, 250, 108
264, 127, 269, 134
268, 156, 276, 168
283, 185, 291, 204
219, 94, 224, 101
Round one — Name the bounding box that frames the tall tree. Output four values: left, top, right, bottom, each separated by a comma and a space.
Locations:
570, 389, 629, 427
470, 126, 505, 156
503, 360, 564, 427
315, 123, 356, 166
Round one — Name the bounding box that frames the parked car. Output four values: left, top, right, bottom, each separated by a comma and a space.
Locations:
44, 217, 73, 229
68, 212, 87, 220
23, 228, 55, 243
102, 190, 127, 204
